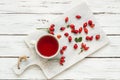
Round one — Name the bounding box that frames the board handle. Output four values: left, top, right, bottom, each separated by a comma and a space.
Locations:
12, 56, 37, 75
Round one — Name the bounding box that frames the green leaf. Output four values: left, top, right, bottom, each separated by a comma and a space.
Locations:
47, 30, 50, 33
67, 25, 70, 28
75, 38, 78, 42
78, 37, 82, 42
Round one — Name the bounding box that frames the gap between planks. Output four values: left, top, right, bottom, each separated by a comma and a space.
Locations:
1, 56, 120, 58
0, 34, 120, 36
0, 12, 120, 15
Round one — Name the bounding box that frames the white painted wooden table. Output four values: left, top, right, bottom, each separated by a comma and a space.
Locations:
0, 0, 120, 79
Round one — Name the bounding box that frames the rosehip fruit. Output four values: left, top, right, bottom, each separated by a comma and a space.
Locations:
74, 44, 78, 49
76, 15, 81, 19
64, 33, 69, 37
84, 27, 88, 34
96, 34, 100, 40
65, 17, 69, 23
83, 22, 87, 28
60, 27, 65, 31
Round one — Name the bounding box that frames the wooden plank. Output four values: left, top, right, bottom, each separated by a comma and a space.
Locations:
0, 14, 120, 34
0, 0, 120, 14
0, 36, 120, 57
0, 58, 120, 79
0, 58, 45, 79
0, 0, 119, 79
86, 0, 120, 13
0, 36, 30, 56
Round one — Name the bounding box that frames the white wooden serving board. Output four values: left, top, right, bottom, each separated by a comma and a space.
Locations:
13, 2, 109, 79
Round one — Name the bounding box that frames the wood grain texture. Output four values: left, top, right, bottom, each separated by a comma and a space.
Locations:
0, 36, 119, 57
0, 0, 120, 14
0, 0, 119, 35
0, 58, 120, 79
0, 14, 120, 34
0, 0, 120, 79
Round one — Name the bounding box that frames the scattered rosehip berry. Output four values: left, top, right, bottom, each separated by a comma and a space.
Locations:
60, 27, 65, 31
62, 46, 67, 51
79, 27, 82, 33
70, 24, 75, 29
84, 46, 89, 51
65, 17, 69, 23
86, 36, 93, 41
89, 36, 93, 41
86, 36, 90, 40
71, 29, 75, 33
49, 27, 54, 31
60, 49, 64, 55
49, 24, 55, 34
50, 24, 55, 28
96, 34, 100, 40
81, 43, 89, 51
74, 30, 79, 34
90, 24, 95, 28
60, 56, 65, 65
76, 15, 81, 19
81, 43, 86, 49
74, 44, 78, 49
57, 35, 61, 39
84, 27, 88, 34
64, 32, 69, 37
88, 20, 93, 26
49, 31, 54, 35
68, 36, 72, 42
61, 56, 65, 59
83, 22, 87, 28
60, 58, 65, 63
60, 61, 63, 65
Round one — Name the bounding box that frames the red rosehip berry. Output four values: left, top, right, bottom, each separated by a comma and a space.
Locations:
65, 17, 69, 23
74, 44, 78, 49
61, 56, 65, 59
60, 58, 65, 63
81, 43, 89, 51
84, 27, 88, 34
60, 49, 64, 55
83, 22, 87, 27
68, 36, 72, 42
81, 43, 86, 49
60, 56, 65, 65
76, 15, 81, 19
64, 32, 69, 37
49, 31, 54, 35
49, 27, 54, 31
79, 27, 82, 33
96, 34, 100, 40
60, 61, 63, 65
62, 46, 67, 51
50, 24, 55, 28
57, 35, 61, 39
90, 24, 95, 28
86, 36, 93, 41
84, 46, 89, 51
74, 30, 79, 34
88, 20, 93, 26
60, 27, 65, 31
70, 24, 75, 29
71, 29, 75, 33
86, 36, 90, 40
89, 36, 93, 41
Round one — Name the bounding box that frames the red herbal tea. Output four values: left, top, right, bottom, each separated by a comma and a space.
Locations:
36, 35, 59, 58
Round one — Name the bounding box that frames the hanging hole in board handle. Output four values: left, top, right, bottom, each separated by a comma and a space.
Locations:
17, 55, 29, 69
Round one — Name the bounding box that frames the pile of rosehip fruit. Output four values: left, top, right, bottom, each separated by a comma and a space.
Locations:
48, 15, 100, 65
